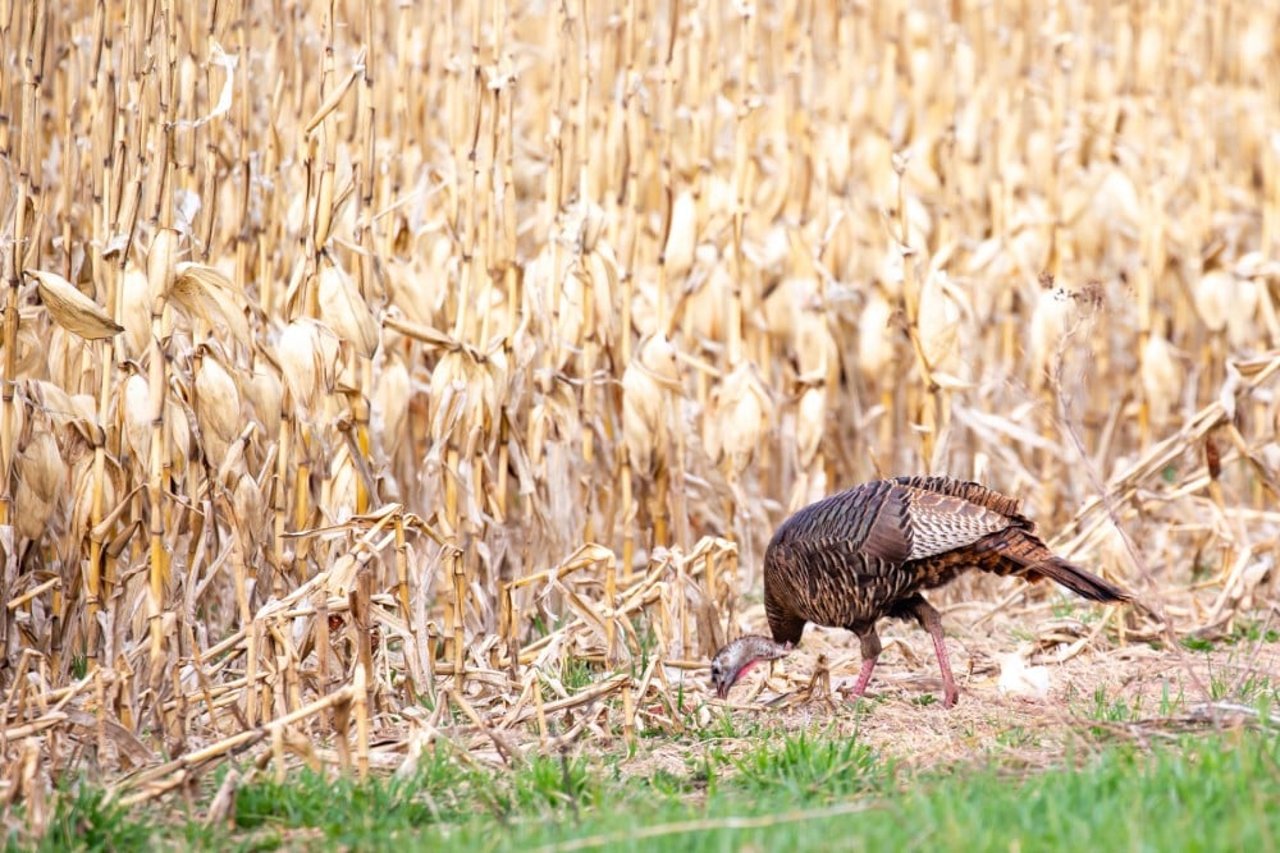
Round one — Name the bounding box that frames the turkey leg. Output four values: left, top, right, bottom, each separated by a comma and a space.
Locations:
843, 629, 882, 702
907, 596, 958, 708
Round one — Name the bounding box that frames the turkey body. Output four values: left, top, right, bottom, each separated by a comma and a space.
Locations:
735, 475, 1130, 707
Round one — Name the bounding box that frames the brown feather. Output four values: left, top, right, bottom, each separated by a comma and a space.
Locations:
759, 476, 1132, 651
900, 489, 1013, 560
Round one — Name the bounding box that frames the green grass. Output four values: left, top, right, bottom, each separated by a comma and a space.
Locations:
1088, 684, 1142, 723
1180, 618, 1280, 653
1182, 635, 1217, 653
13, 722, 1280, 853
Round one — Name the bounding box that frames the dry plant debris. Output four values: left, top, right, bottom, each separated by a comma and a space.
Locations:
2, 0, 1280, 835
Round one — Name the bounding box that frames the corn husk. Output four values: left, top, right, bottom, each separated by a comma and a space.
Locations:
317, 258, 380, 358
374, 355, 411, 459
15, 431, 66, 541
622, 334, 680, 474
706, 361, 773, 473
795, 386, 827, 469
276, 318, 342, 414
858, 289, 896, 380
1140, 328, 1183, 426
27, 269, 123, 341
195, 349, 242, 467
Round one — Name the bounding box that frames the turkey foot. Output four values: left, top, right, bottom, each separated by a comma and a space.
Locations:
904, 595, 958, 708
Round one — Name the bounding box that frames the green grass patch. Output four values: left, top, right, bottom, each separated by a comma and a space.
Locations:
13, 725, 1280, 852
1181, 635, 1216, 653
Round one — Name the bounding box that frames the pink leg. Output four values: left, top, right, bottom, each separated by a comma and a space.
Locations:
912, 598, 958, 708
844, 630, 882, 702
847, 656, 878, 698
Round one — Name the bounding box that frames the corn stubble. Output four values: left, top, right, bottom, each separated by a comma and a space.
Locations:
2, 0, 1280, 822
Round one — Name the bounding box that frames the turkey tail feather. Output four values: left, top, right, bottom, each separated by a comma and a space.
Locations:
974, 528, 1133, 603
1027, 556, 1130, 602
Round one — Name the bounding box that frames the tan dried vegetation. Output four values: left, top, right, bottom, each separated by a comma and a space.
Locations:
2, 0, 1280, 827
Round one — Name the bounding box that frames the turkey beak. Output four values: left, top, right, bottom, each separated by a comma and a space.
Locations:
715, 679, 730, 700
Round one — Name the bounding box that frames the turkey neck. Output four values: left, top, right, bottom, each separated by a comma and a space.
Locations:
728, 634, 792, 661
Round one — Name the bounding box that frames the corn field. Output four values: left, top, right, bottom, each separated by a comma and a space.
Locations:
2, 0, 1280, 821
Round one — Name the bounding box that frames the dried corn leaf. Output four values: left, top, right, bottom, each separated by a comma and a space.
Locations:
26, 269, 123, 340
173, 262, 251, 347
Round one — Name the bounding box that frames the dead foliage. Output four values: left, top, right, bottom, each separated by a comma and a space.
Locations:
2, 0, 1280, 836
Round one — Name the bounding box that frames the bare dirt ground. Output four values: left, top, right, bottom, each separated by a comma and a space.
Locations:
620, 596, 1280, 782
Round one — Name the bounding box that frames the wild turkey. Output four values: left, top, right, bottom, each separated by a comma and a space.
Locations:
709, 476, 1132, 707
